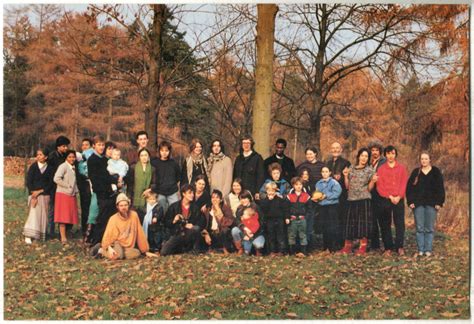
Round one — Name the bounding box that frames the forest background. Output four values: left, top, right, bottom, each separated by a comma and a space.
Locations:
3, 4, 469, 234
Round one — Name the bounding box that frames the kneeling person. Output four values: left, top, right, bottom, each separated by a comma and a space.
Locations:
91, 193, 149, 260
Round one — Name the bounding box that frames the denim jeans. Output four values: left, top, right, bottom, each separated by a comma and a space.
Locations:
231, 227, 265, 254
158, 192, 180, 214
414, 205, 437, 253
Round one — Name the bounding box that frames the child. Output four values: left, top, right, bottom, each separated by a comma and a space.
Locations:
298, 168, 314, 194
239, 206, 265, 256
258, 182, 288, 255
142, 192, 168, 253
258, 163, 291, 200
286, 177, 311, 256
315, 166, 342, 253
107, 148, 129, 193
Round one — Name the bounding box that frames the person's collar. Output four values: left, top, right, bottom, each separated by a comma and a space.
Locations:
275, 153, 284, 159
243, 150, 253, 158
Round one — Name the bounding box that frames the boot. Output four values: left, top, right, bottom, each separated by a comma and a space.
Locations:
223, 247, 230, 256
234, 240, 244, 255
355, 237, 368, 256
300, 245, 307, 255
289, 245, 296, 255
339, 240, 352, 254
255, 249, 262, 257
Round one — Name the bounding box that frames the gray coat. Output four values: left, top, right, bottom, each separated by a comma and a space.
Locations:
54, 162, 79, 196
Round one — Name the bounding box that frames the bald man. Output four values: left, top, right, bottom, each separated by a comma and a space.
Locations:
325, 142, 351, 250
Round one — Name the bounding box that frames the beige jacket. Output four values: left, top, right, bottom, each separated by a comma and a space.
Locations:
209, 156, 233, 197
54, 162, 79, 196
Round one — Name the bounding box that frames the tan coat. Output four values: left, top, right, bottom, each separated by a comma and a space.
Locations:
209, 156, 233, 197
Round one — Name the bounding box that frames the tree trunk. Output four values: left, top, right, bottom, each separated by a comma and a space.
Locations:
106, 93, 113, 141
252, 4, 278, 159
310, 114, 321, 152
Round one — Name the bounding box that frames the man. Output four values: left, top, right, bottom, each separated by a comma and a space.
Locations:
161, 184, 207, 256
263, 138, 296, 182
233, 136, 265, 195
77, 138, 93, 235
87, 135, 119, 245
368, 139, 387, 251
376, 145, 408, 256
47, 135, 70, 238
90, 193, 150, 260
325, 142, 351, 250
125, 131, 157, 165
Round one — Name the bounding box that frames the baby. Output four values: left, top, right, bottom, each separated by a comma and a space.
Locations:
107, 148, 129, 192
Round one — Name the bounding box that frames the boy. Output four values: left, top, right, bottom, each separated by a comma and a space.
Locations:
258, 163, 291, 200
286, 177, 311, 256
107, 148, 129, 193
142, 192, 168, 253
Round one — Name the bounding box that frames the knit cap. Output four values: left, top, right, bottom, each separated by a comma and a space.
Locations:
116, 193, 131, 205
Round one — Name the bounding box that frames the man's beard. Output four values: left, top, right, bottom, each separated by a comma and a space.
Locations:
119, 210, 129, 218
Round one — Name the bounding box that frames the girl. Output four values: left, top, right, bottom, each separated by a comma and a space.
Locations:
194, 174, 211, 213
207, 140, 233, 197
340, 148, 377, 255
226, 178, 243, 218
53, 150, 79, 243
23, 148, 54, 243
181, 138, 209, 185
406, 152, 445, 257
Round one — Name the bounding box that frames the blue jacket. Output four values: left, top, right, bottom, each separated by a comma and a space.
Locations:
315, 178, 342, 206
259, 178, 291, 199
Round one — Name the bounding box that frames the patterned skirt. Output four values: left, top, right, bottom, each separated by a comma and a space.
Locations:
23, 195, 50, 240
343, 199, 372, 240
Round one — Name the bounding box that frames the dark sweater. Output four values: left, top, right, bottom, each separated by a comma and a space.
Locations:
264, 154, 296, 182
406, 166, 445, 207
233, 151, 265, 195
258, 196, 289, 220
165, 200, 206, 235
152, 158, 181, 196
195, 190, 211, 210
87, 152, 117, 198
26, 163, 54, 196
296, 160, 325, 186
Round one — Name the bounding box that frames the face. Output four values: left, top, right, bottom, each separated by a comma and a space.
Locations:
211, 193, 222, 206
293, 181, 303, 192
271, 169, 281, 181
266, 188, 276, 199
358, 151, 369, 166
111, 150, 121, 161
117, 201, 130, 215
94, 142, 105, 155
321, 167, 331, 180
242, 209, 253, 220
301, 171, 309, 181
240, 197, 250, 207
331, 143, 342, 158
193, 142, 202, 155
66, 153, 76, 165
242, 139, 252, 153
371, 148, 381, 160
306, 150, 316, 163
139, 150, 150, 164
160, 147, 170, 160
420, 153, 431, 167
58, 145, 68, 154
211, 141, 221, 155
275, 143, 285, 156
195, 179, 206, 192
385, 150, 397, 163
105, 146, 114, 158
147, 196, 157, 205
232, 182, 242, 195
81, 141, 91, 152
36, 150, 47, 163
137, 134, 148, 149
183, 190, 194, 202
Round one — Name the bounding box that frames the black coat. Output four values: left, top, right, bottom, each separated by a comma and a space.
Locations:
233, 151, 265, 195
26, 162, 54, 196
258, 196, 289, 221
264, 154, 296, 182
406, 166, 445, 207
87, 153, 117, 198
165, 200, 206, 235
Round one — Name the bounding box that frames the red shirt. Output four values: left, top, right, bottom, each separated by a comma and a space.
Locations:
241, 212, 260, 234
376, 161, 408, 198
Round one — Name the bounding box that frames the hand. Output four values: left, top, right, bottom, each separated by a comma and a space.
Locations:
371, 174, 378, 183
255, 193, 260, 200
244, 227, 252, 236
30, 197, 38, 208
173, 215, 182, 224
152, 217, 157, 224
299, 216, 305, 220
290, 215, 297, 220
342, 167, 350, 177
185, 223, 194, 229
435, 205, 441, 210
409, 203, 415, 209
334, 174, 341, 181
321, 194, 326, 200
285, 219, 290, 225
200, 205, 207, 213
145, 251, 159, 258
142, 189, 152, 197
108, 247, 118, 260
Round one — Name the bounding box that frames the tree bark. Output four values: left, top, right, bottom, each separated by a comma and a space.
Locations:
252, 4, 278, 159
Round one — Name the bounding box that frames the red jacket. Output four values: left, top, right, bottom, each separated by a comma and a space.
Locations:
376, 161, 408, 198
241, 212, 260, 234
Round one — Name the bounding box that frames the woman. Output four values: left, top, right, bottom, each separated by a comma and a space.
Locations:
53, 150, 79, 243
181, 138, 209, 186
207, 139, 233, 197
226, 178, 243, 218
23, 148, 54, 243
194, 174, 211, 213
125, 148, 157, 222
203, 190, 236, 255
406, 152, 445, 257
340, 148, 377, 255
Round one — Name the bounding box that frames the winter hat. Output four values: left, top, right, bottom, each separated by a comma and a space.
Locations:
116, 193, 131, 206
55, 136, 71, 148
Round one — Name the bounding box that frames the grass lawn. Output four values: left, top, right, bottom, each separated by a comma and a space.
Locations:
3, 187, 470, 320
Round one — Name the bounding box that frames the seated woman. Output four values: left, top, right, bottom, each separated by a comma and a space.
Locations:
193, 174, 211, 213
203, 190, 236, 255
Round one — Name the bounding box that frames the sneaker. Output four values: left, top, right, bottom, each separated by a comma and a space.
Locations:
25, 237, 32, 244
425, 251, 432, 257
90, 243, 101, 258
418, 251, 424, 257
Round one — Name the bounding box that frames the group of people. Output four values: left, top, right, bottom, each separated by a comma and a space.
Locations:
23, 132, 446, 260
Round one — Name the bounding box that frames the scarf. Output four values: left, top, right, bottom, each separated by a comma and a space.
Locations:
186, 153, 209, 183
207, 152, 226, 173
142, 202, 158, 238
133, 162, 152, 209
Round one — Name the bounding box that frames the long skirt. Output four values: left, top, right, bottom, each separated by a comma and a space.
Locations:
54, 192, 79, 225
23, 195, 50, 240
344, 199, 372, 240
